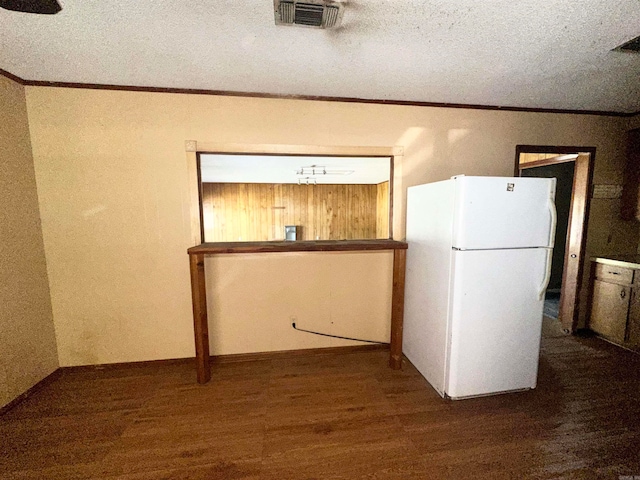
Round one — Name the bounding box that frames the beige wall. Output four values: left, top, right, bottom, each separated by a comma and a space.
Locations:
0, 77, 58, 407
207, 252, 393, 354
24, 87, 639, 366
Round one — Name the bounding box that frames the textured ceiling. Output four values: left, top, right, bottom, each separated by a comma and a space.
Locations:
200, 155, 390, 184
1, 0, 639, 113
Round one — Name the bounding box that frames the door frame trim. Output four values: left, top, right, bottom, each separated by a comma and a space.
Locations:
514, 145, 596, 333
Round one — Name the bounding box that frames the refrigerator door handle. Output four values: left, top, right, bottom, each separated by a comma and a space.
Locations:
548, 198, 557, 248
537, 248, 553, 300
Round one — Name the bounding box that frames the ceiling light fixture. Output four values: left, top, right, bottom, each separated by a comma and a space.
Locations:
296, 165, 354, 176
298, 177, 317, 185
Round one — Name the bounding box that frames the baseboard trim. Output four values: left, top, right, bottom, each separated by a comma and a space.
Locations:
57, 344, 390, 371
59, 356, 195, 373
210, 344, 390, 364
53, 344, 389, 372
0, 369, 62, 416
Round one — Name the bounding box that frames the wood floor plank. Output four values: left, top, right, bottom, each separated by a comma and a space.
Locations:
0, 413, 129, 472
98, 459, 264, 480
260, 414, 414, 479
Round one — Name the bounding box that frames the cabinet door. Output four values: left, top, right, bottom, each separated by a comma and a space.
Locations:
589, 279, 630, 343
628, 288, 640, 347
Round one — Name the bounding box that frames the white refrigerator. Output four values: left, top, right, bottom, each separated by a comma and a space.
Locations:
403, 175, 557, 400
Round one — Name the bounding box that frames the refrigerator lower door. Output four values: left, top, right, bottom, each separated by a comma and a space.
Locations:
446, 248, 547, 399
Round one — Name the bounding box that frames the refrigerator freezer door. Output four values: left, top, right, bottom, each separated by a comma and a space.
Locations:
446, 248, 547, 399
452, 176, 556, 250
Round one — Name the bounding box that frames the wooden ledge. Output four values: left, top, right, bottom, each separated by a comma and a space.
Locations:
187, 239, 408, 255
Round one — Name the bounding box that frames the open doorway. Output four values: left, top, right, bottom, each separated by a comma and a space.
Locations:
515, 146, 595, 333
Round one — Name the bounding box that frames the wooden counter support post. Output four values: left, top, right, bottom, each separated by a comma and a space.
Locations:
390, 248, 406, 370
189, 253, 211, 384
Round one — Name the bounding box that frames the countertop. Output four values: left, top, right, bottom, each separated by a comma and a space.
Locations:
592, 255, 640, 270
188, 239, 408, 255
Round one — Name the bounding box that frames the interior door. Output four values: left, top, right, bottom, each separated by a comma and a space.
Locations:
558, 154, 592, 332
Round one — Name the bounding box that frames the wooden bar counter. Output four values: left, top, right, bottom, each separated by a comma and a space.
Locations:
187, 239, 408, 383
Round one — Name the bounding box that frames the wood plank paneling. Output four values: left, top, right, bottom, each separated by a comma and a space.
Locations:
202, 183, 388, 241
376, 181, 390, 238
519, 152, 559, 165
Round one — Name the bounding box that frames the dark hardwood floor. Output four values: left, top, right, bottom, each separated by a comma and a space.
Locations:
1, 319, 639, 480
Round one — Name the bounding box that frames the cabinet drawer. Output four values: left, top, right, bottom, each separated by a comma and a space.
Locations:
595, 263, 633, 285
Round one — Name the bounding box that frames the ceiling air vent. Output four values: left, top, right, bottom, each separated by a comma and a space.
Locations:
613, 35, 640, 53
275, 0, 344, 29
